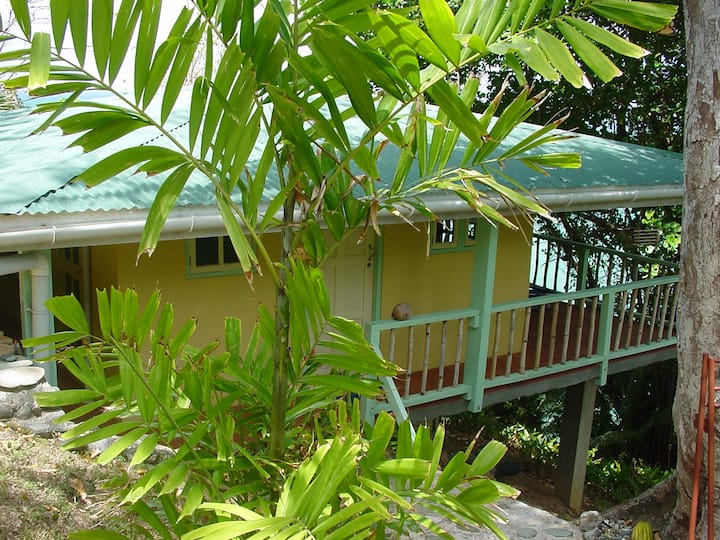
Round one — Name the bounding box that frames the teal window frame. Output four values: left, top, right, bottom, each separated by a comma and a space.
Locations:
186, 236, 244, 279
430, 219, 477, 253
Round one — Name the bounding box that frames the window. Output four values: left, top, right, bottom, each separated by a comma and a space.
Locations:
187, 236, 242, 278
431, 219, 477, 252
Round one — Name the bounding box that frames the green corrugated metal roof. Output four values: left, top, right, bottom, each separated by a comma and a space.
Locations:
0, 93, 682, 217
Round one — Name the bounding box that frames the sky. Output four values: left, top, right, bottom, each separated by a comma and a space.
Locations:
0, 0, 191, 93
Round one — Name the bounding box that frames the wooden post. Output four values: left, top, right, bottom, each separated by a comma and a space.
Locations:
556, 380, 598, 513
465, 221, 498, 412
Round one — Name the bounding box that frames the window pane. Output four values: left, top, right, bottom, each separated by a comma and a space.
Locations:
435, 219, 455, 244
223, 236, 240, 264
195, 237, 219, 266
466, 219, 476, 243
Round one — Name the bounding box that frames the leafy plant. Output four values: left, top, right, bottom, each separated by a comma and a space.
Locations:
6, 0, 678, 536
28, 286, 515, 538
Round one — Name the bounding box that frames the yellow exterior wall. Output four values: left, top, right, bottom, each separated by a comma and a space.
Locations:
380, 222, 532, 317
90, 236, 279, 347
378, 221, 533, 371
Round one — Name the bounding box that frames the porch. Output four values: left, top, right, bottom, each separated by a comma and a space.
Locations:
363, 226, 679, 511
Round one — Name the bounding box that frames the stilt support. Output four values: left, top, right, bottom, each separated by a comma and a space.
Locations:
556, 380, 597, 513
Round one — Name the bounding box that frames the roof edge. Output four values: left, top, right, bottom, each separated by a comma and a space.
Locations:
0, 186, 683, 253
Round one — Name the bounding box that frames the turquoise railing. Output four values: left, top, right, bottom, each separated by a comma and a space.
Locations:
364, 235, 679, 422
531, 234, 678, 293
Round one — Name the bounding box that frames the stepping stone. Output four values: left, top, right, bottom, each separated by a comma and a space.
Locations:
517, 528, 538, 538
0, 358, 33, 370
0, 366, 45, 390
545, 528, 574, 537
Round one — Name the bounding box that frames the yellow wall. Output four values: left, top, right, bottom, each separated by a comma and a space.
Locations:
378, 221, 533, 372
85, 221, 533, 359
380, 221, 532, 317
89, 236, 279, 347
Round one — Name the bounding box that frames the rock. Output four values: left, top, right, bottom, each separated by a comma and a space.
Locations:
0, 358, 33, 369
579, 511, 602, 532
0, 366, 45, 390
15, 401, 34, 420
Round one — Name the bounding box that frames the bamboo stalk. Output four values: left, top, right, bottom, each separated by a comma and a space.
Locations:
421, 323, 431, 394
506, 309, 516, 376
587, 296, 598, 357
657, 284, 671, 339
560, 301, 572, 364
548, 303, 559, 366
534, 305, 546, 370
454, 319, 464, 386
624, 287, 639, 348
438, 321, 447, 390
636, 287, 650, 346
404, 326, 415, 398
613, 289, 629, 351
490, 312, 502, 379
648, 285, 661, 342
574, 298, 586, 360
667, 286, 679, 338
520, 306, 531, 372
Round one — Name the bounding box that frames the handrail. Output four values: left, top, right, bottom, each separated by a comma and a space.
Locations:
494, 274, 679, 313
533, 233, 679, 271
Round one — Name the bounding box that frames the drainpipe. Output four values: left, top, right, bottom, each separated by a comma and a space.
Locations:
30, 251, 56, 385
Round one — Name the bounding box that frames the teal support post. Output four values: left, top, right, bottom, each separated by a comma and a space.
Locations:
595, 290, 615, 386
371, 228, 384, 322
465, 221, 498, 412
556, 380, 597, 513
577, 245, 590, 291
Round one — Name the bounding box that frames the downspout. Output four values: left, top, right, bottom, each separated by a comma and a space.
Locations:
30, 251, 55, 385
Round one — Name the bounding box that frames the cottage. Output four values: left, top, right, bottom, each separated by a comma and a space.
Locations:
0, 94, 682, 510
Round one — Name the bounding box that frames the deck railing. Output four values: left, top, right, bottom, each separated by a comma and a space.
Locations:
364, 236, 679, 421
531, 234, 678, 293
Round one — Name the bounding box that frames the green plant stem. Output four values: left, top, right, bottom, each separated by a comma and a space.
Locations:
269, 181, 295, 460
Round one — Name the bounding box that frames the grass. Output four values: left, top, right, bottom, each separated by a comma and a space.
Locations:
0, 423, 126, 539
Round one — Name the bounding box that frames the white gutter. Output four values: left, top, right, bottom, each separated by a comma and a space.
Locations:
0, 185, 684, 253
0, 251, 56, 385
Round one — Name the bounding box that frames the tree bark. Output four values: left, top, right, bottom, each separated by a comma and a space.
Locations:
668, 2, 720, 537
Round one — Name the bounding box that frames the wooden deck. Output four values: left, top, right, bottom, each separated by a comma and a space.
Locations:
378, 298, 678, 421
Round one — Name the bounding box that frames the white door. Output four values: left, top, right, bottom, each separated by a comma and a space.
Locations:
322, 231, 374, 329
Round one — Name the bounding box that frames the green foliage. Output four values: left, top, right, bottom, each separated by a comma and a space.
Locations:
6, 0, 679, 537
29, 286, 514, 538
586, 450, 672, 503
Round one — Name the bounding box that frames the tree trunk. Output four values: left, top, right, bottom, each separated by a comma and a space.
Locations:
667, 2, 720, 537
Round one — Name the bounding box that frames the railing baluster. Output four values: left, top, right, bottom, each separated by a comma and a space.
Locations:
543, 243, 551, 289
454, 319, 464, 386
534, 305, 546, 370
648, 286, 661, 342
548, 303, 559, 366
388, 328, 396, 363
421, 323, 431, 394
667, 285, 679, 338
587, 296, 598, 357
404, 326, 415, 398
636, 287, 651, 346
613, 289, 629, 351
438, 321, 447, 390
506, 309, 516, 376
491, 312, 502, 379
520, 306, 531, 372
553, 245, 561, 291
532, 237, 541, 286
574, 298, 586, 360
561, 300, 572, 364
624, 287, 639, 348
658, 284, 671, 340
